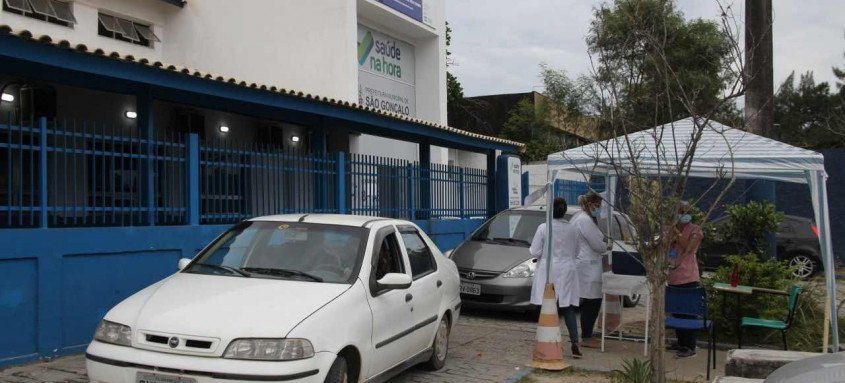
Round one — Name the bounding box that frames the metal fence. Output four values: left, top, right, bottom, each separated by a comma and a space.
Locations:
554, 178, 606, 206
199, 141, 339, 224
347, 155, 488, 219
0, 116, 490, 228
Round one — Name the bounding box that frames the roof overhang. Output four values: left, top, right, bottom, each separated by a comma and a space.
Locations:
0, 26, 523, 154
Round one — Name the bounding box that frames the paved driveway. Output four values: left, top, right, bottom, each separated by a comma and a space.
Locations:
0, 310, 536, 383
0, 305, 723, 383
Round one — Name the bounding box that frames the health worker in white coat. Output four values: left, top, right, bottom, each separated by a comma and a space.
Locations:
574, 192, 611, 349
529, 197, 583, 358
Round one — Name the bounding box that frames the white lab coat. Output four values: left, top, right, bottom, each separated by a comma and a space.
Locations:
529, 219, 581, 308
573, 212, 609, 299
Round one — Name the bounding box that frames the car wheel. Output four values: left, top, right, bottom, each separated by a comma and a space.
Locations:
788, 254, 817, 280
423, 316, 450, 371
623, 294, 641, 308
325, 356, 349, 383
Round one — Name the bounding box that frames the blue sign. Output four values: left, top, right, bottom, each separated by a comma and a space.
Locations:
379, 0, 423, 22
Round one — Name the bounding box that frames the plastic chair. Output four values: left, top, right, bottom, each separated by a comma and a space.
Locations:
739, 285, 802, 350
665, 286, 715, 380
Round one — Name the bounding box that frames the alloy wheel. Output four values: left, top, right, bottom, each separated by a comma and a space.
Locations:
435, 319, 449, 362
789, 255, 815, 279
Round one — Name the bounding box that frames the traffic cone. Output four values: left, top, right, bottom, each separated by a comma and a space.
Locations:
530, 283, 569, 370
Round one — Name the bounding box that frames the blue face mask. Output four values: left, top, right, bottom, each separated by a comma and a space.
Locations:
591, 209, 601, 218
679, 214, 692, 224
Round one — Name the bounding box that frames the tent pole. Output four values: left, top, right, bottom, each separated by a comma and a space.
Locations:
817, 170, 839, 351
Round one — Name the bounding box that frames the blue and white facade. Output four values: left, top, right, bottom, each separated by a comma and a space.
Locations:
0, 0, 522, 367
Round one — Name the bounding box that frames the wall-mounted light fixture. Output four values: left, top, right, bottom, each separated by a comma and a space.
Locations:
290, 135, 300, 143
1, 93, 14, 102
124, 110, 138, 119
219, 125, 230, 133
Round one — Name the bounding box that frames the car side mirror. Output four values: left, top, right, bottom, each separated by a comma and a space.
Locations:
177, 258, 192, 271
377, 273, 412, 290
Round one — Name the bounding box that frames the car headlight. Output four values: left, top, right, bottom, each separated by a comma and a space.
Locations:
502, 259, 536, 278
94, 320, 132, 347
223, 338, 314, 361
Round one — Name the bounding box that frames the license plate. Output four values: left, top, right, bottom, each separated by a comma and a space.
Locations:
460, 282, 481, 295
136, 372, 197, 383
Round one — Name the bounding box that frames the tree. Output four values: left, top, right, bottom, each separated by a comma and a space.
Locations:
824, 39, 845, 141
500, 99, 561, 162
586, 0, 735, 128
445, 22, 465, 123
833, 33, 845, 95
773, 71, 844, 148
576, 1, 747, 381
539, 64, 590, 121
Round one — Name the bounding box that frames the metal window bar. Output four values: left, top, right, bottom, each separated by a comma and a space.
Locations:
98, 13, 124, 35
0, 114, 41, 227
49, 0, 75, 24
4, 0, 32, 13
133, 23, 160, 42
26, 0, 57, 18
115, 17, 139, 41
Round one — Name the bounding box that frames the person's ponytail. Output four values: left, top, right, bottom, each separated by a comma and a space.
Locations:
553, 197, 567, 219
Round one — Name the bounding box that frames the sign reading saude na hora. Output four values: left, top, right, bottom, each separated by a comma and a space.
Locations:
357, 25, 416, 117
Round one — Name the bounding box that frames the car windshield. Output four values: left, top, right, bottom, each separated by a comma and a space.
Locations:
472, 210, 549, 246
186, 221, 367, 284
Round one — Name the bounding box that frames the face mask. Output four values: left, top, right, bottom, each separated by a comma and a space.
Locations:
679, 214, 692, 224
591, 209, 601, 218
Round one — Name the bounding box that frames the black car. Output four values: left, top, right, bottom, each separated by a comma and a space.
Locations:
699, 215, 822, 279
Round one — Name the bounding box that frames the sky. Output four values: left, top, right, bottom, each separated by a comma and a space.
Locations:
445, 1, 845, 97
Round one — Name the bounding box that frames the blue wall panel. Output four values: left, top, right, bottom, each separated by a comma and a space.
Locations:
60, 250, 181, 350
0, 258, 38, 361
0, 219, 483, 367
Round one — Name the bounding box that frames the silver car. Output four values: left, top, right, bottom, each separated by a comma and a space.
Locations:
449, 205, 641, 312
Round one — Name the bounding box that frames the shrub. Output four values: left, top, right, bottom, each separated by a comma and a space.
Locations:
704, 254, 793, 341
611, 358, 652, 383
712, 201, 784, 254
704, 254, 841, 351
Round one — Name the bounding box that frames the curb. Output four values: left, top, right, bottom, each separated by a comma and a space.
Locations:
599, 332, 738, 351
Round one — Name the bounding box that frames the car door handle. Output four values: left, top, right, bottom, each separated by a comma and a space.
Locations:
436, 280, 443, 288
405, 294, 413, 302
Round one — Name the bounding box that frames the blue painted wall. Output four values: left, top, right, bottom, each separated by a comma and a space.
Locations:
0, 219, 484, 367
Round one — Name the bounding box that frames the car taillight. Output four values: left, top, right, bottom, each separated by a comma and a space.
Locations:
811, 224, 820, 237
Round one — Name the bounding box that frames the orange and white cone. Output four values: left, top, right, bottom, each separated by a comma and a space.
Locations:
530, 283, 569, 370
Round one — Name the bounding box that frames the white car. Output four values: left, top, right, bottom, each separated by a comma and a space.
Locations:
85, 214, 461, 383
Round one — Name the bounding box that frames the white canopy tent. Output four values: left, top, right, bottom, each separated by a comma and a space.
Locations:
546, 117, 839, 350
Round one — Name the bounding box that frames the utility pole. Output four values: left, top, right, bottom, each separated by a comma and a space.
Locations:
745, 0, 777, 258
745, 0, 773, 136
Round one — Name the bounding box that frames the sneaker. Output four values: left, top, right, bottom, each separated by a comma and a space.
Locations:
571, 344, 583, 359
675, 347, 697, 359
581, 337, 600, 349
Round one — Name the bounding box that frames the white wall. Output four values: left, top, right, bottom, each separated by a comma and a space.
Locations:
0, 0, 173, 61
1, 0, 473, 166
164, 0, 358, 103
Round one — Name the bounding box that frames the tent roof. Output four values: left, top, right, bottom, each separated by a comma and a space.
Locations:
547, 118, 826, 184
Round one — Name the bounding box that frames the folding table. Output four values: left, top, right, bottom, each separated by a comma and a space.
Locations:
600, 271, 651, 355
